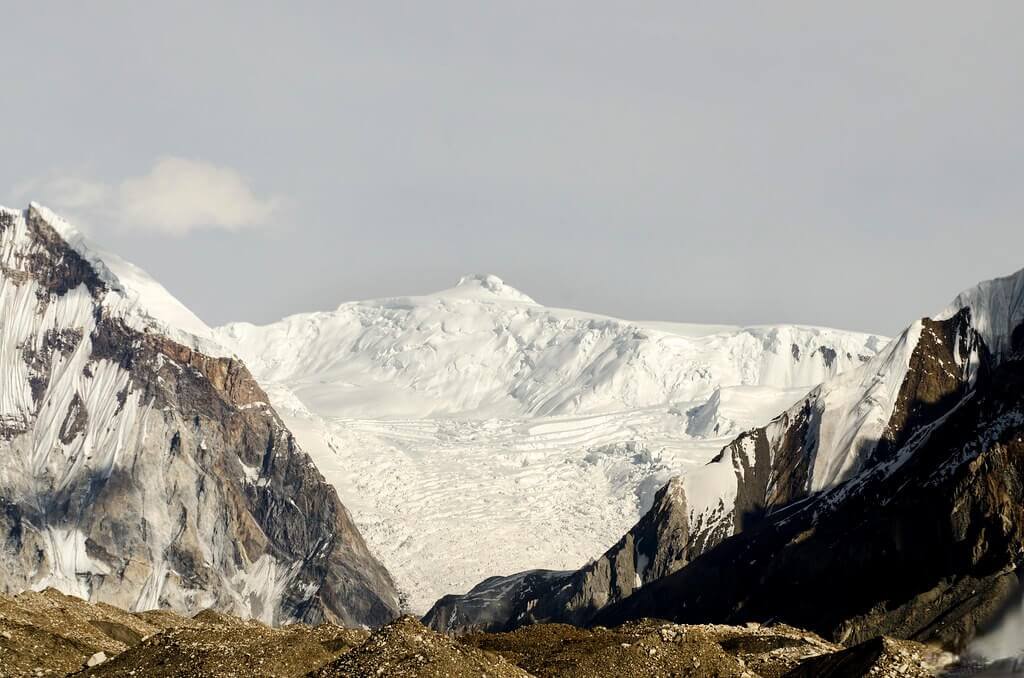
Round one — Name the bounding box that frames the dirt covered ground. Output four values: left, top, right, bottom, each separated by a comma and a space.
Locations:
0, 589, 966, 677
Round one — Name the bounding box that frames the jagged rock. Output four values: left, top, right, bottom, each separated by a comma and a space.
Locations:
594, 273, 1024, 651
0, 205, 399, 627
86, 651, 108, 667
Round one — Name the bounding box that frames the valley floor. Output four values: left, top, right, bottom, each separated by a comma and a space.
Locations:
0, 588, 970, 677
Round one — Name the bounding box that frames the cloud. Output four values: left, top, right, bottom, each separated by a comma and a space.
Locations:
13, 157, 280, 236
117, 157, 280, 234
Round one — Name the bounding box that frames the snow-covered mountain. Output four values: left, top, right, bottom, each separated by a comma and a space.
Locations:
427, 266, 1024, 655
214, 273, 886, 612
217, 272, 884, 420
0, 204, 398, 626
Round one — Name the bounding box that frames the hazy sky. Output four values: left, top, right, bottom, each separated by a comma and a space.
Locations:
2, 2, 1022, 335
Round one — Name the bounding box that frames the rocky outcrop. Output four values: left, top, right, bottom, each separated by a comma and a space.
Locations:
784, 636, 944, 678
595, 317, 1024, 652
0, 588, 372, 678
712, 307, 985, 539
0, 205, 399, 627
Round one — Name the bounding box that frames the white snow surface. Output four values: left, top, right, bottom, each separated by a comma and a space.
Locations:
217, 277, 882, 420
215, 278, 885, 612
970, 589, 1024, 660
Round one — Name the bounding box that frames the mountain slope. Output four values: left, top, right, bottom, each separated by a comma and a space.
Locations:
0, 204, 399, 626
589, 267, 1024, 651
425, 267, 1024, 645
214, 275, 885, 611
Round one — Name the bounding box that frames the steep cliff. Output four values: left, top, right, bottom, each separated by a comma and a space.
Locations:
0, 204, 399, 626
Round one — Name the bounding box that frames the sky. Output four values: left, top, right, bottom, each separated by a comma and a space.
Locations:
2, 2, 1022, 335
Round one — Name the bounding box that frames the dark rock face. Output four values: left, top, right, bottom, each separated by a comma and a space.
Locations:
0, 205, 399, 627
718, 309, 985, 543
595, 327, 1024, 652
817, 345, 837, 370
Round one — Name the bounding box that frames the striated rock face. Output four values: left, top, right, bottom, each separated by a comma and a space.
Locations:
0, 205, 399, 627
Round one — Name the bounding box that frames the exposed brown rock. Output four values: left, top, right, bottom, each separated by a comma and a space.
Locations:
0, 588, 166, 677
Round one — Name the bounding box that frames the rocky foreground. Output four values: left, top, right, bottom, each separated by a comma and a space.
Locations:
3, 588, 1006, 678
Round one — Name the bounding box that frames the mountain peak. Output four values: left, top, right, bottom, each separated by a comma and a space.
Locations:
936, 265, 1024, 360
4, 202, 228, 357
436, 273, 537, 304
456, 272, 506, 289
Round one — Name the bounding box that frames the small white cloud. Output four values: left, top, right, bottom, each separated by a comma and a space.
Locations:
11, 157, 281, 236
118, 157, 280, 235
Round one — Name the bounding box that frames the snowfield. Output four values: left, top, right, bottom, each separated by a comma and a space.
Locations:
215, 274, 887, 612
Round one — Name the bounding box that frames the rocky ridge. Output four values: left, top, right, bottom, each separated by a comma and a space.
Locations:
592, 269, 1024, 651
0, 205, 399, 627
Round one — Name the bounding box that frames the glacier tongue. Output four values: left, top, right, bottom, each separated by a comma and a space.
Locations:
215, 276, 887, 612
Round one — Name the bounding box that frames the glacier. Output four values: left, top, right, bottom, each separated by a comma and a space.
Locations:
215, 273, 887, 611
